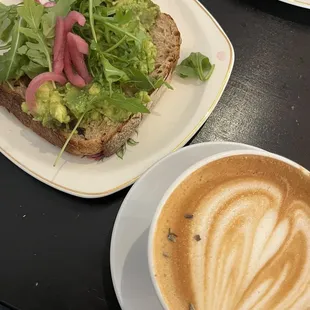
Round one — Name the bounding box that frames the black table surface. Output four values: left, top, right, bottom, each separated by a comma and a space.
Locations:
1, 0, 310, 309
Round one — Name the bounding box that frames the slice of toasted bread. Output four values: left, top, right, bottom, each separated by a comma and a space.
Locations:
0, 13, 181, 157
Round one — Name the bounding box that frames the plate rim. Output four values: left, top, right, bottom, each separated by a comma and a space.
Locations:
110, 141, 264, 309
279, 0, 310, 9
0, 0, 235, 198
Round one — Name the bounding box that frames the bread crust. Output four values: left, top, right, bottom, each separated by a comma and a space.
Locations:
0, 13, 181, 157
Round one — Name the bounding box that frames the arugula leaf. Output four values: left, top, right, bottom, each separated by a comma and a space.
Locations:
17, 0, 52, 72
176, 52, 215, 81
0, 17, 25, 81
17, 0, 43, 30
17, 44, 27, 55
154, 77, 174, 90
126, 68, 155, 91
41, 12, 56, 39
0, 18, 12, 42
98, 54, 128, 93
89, 0, 98, 43
92, 14, 140, 42
26, 49, 49, 67
127, 138, 139, 146
93, 0, 105, 5
26, 42, 43, 51
116, 144, 126, 160
0, 3, 19, 46
102, 57, 128, 82
113, 10, 133, 25
50, 0, 77, 17
107, 93, 149, 113
125, 68, 173, 91
0, 43, 10, 51
0, 3, 10, 14
21, 60, 46, 79
19, 27, 51, 70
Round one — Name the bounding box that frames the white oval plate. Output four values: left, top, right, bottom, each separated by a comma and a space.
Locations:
110, 142, 266, 310
0, 0, 234, 198
279, 0, 310, 9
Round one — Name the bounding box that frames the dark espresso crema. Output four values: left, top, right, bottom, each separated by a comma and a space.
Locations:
153, 155, 310, 310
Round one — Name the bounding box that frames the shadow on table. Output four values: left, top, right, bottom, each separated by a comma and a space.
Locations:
236, 0, 310, 26
0, 301, 20, 310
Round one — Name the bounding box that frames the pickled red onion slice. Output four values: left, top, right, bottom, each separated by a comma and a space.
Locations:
64, 46, 86, 88
26, 73, 67, 111
53, 17, 65, 74
65, 11, 86, 32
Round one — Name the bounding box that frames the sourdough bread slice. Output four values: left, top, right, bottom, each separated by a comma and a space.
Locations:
0, 13, 181, 157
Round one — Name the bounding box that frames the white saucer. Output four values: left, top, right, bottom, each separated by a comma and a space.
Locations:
110, 142, 266, 310
279, 0, 310, 9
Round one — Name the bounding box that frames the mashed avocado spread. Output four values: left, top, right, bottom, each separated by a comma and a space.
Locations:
114, 0, 160, 30
26, 0, 160, 128
22, 83, 70, 127
22, 81, 152, 127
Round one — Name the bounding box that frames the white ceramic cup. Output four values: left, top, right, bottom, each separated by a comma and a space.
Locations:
147, 149, 310, 310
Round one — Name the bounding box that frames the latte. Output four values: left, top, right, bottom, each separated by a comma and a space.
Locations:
152, 154, 310, 310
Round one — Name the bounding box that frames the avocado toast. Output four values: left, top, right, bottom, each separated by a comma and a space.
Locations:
0, 0, 181, 159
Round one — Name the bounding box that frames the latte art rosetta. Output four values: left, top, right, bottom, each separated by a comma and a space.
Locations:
190, 179, 310, 309
153, 155, 310, 310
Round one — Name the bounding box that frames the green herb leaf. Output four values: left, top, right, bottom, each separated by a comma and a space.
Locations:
92, 14, 140, 42
0, 3, 10, 14
21, 60, 46, 79
0, 43, 11, 51
127, 138, 139, 146
17, 0, 43, 30
126, 68, 173, 91
101, 56, 128, 83
113, 10, 134, 25
19, 27, 38, 40
18, 44, 28, 55
41, 12, 56, 39
154, 77, 174, 90
0, 4, 19, 44
0, 18, 12, 42
19, 27, 50, 69
116, 144, 126, 160
176, 52, 215, 81
126, 68, 155, 91
50, 0, 77, 17
26, 49, 49, 67
89, 0, 98, 43
26, 42, 43, 51
0, 17, 25, 81
17, 0, 53, 72
107, 93, 149, 113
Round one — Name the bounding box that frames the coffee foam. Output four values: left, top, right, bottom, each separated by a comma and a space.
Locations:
152, 155, 310, 310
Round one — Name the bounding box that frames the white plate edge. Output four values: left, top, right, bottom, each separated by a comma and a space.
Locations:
279, 0, 310, 9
